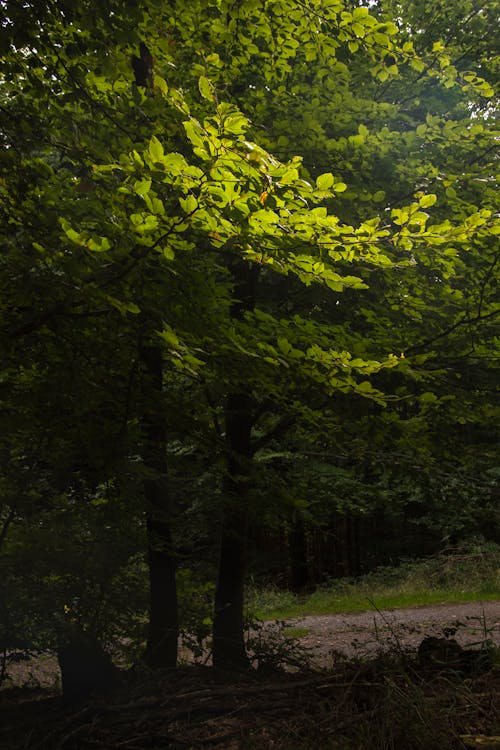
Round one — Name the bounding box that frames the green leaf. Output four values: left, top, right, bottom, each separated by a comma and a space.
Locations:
384, 21, 399, 35
60, 218, 81, 244
410, 58, 426, 72
134, 179, 152, 197
249, 209, 280, 226
221, 112, 248, 135
107, 297, 140, 315
316, 173, 335, 190
277, 337, 292, 355
352, 6, 369, 19
160, 328, 180, 348
419, 194, 437, 208
163, 152, 189, 175
392, 208, 409, 225
373, 32, 389, 46
87, 236, 111, 252
148, 136, 164, 163
183, 119, 208, 153
153, 75, 168, 96
162, 246, 175, 260
132, 150, 144, 168
179, 194, 198, 213
198, 75, 215, 102
123, 301, 141, 314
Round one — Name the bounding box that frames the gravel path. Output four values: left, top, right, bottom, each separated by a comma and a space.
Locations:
286, 600, 500, 666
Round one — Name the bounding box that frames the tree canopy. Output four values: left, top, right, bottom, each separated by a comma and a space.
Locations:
0, 0, 498, 682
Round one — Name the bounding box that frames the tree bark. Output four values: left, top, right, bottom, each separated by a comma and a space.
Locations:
213, 392, 254, 669
213, 258, 259, 669
289, 514, 309, 591
57, 623, 120, 703
130, 39, 177, 668
140, 344, 178, 669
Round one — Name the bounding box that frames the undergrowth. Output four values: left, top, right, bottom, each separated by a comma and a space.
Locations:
247, 541, 500, 620
2, 647, 498, 750
238, 666, 500, 750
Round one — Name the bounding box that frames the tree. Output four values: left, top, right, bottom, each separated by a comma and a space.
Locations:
1, 0, 497, 677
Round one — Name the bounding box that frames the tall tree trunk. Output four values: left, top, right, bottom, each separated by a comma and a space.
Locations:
131, 39, 177, 668
213, 259, 259, 669
141, 344, 178, 669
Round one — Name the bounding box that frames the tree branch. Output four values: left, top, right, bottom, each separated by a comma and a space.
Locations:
252, 415, 295, 455
405, 308, 500, 355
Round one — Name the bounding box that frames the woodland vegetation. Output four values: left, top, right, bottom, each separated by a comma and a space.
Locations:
0, 0, 498, 740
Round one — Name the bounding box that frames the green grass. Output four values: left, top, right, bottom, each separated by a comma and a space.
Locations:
251, 588, 499, 621
247, 543, 500, 621
282, 626, 311, 638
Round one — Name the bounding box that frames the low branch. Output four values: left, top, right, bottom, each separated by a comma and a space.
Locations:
405, 308, 500, 355
252, 415, 295, 455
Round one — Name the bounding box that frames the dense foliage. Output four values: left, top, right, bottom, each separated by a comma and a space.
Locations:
0, 0, 498, 683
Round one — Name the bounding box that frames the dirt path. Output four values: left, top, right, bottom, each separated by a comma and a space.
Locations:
3, 600, 499, 689
286, 599, 500, 667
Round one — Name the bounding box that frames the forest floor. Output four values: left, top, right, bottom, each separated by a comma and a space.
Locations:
3, 599, 499, 690
1, 600, 499, 749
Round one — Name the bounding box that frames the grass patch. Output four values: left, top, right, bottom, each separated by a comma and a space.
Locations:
255, 589, 499, 621
281, 626, 310, 638
247, 541, 500, 620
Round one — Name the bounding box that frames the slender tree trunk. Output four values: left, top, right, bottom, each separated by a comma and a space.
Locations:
213, 391, 254, 669
140, 344, 178, 669
213, 258, 259, 669
289, 514, 309, 591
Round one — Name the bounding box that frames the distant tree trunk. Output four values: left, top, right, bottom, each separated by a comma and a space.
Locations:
289, 514, 309, 590
141, 344, 178, 670
213, 258, 259, 670
349, 514, 361, 576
